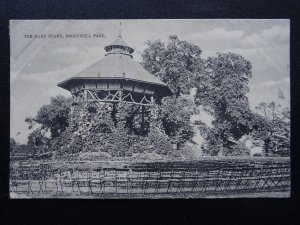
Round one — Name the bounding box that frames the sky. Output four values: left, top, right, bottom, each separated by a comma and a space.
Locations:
10, 19, 290, 144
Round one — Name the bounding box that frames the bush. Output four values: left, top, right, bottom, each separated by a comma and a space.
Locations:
106, 127, 131, 157
102, 127, 173, 157
148, 129, 172, 155
202, 140, 251, 156
223, 142, 251, 156
51, 131, 84, 157
180, 142, 201, 159
77, 151, 111, 161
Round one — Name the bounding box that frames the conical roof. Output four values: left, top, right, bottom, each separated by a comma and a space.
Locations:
104, 35, 134, 54
73, 54, 165, 86
59, 36, 169, 88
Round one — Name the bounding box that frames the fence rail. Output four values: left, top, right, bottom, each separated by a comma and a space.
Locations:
10, 160, 290, 197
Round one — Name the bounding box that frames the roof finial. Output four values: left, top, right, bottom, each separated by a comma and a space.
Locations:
118, 21, 122, 38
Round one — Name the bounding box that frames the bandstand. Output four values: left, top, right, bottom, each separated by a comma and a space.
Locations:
58, 33, 171, 134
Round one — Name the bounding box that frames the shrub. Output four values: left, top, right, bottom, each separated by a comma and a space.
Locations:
148, 129, 172, 155
223, 142, 251, 156
77, 151, 111, 161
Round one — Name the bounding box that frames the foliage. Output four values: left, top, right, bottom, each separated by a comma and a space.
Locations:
27, 129, 44, 147
44, 101, 173, 158
142, 36, 204, 148
10, 138, 33, 159
194, 52, 253, 155
47, 130, 67, 153
141, 35, 204, 95
251, 102, 290, 156
77, 151, 111, 161
102, 126, 172, 157
27, 128, 50, 156
118, 103, 151, 135
105, 126, 131, 157
160, 95, 196, 149
147, 128, 173, 154
26, 95, 72, 138
71, 102, 115, 139
223, 141, 251, 156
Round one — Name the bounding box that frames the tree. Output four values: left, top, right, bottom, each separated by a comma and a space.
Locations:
141, 35, 204, 95
26, 95, 73, 138
160, 95, 197, 149
23, 95, 72, 158
141, 36, 203, 150
252, 102, 290, 156
194, 52, 253, 155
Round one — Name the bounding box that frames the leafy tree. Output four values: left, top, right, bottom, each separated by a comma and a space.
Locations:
252, 102, 290, 156
160, 95, 197, 149
141, 36, 203, 150
27, 128, 50, 156
141, 35, 204, 95
194, 52, 253, 155
22, 95, 72, 158
26, 95, 73, 138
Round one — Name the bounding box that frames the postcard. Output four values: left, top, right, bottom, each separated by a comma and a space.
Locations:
10, 19, 290, 198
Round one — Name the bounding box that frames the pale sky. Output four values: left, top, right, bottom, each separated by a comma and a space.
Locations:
10, 19, 290, 144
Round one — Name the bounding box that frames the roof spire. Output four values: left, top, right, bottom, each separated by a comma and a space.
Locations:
118, 21, 122, 38
104, 22, 134, 57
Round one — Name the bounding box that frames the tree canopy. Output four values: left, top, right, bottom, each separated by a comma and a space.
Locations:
26, 95, 73, 138
141, 36, 201, 149
194, 52, 254, 155
251, 102, 290, 156
160, 95, 197, 149
141, 35, 204, 95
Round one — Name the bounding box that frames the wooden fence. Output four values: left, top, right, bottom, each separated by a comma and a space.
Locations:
10, 159, 290, 197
